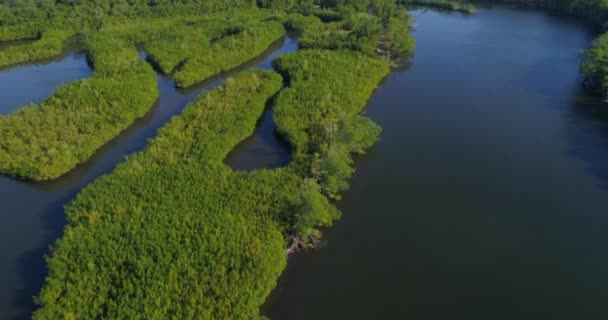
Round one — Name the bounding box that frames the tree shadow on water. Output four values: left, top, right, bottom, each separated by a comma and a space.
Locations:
567, 85, 608, 189
11, 195, 71, 320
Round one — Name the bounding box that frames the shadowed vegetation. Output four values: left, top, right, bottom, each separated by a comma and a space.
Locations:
0, 33, 158, 181
173, 20, 286, 87
0, 11, 294, 180
273, 49, 390, 198
0, 29, 74, 68
582, 31, 608, 95
4, 0, 606, 319
33, 70, 339, 319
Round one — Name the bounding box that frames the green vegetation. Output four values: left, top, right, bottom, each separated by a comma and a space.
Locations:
0, 33, 158, 181
16, 3, 398, 317
173, 20, 286, 87
384, 11, 417, 59
582, 32, 608, 94
273, 49, 390, 197
0, 0, 408, 317
0, 1, 257, 30
33, 70, 339, 319
0, 11, 296, 181
3, 0, 607, 319
400, 0, 476, 13
0, 30, 74, 68
282, 6, 415, 60
297, 13, 383, 55
33, 46, 389, 316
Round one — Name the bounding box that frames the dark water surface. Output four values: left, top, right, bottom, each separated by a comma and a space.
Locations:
0, 36, 297, 320
0, 42, 91, 115
264, 7, 608, 320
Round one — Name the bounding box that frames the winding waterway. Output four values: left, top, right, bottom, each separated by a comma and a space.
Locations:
264, 6, 608, 320
0, 36, 297, 320
1, 4, 608, 319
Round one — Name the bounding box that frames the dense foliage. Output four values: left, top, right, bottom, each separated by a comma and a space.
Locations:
0, 32, 158, 180
33, 70, 339, 319
0, 29, 74, 67
0, 12, 295, 180
0, 0, 257, 27
173, 20, 286, 87
273, 49, 389, 198
2, 0, 606, 319
28, 5, 395, 315
582, 32, 608, 94
282, 6, 415, 60
1, 0, 414, 317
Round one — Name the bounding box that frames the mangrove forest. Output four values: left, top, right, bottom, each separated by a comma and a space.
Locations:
1, 0, 608, 319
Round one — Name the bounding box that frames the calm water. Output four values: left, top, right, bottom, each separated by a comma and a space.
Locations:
264, 6, 608, 320
0, 42, 91, 115
0, 36, 297, 320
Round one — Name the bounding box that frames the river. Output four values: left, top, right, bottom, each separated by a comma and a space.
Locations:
1, 4, 608, 319
0, 36, 297, 320
264, 5, 608, 320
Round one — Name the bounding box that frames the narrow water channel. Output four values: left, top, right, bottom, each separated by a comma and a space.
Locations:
0, 36, 297, 320
264, 6, 608, 320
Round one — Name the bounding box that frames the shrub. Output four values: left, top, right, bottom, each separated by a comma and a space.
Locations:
173, 21, 286, 87
273, 49, 389, 197
0, 30, 74, 68
0, 33, 158, 180
34, 69, 342, 318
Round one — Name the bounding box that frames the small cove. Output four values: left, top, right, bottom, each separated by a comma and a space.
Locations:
0, 40, 91, 115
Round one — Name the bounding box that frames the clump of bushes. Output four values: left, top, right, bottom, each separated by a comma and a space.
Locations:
283, 6, 415, 60
27, 5, 408, 319
143, 25, 215, 73
273, 49, 389, 197
0, 12, 294, 181
0, 32, 159, 180
582, 32, 608, 97
385, 11, 416, 58
173, 20, 286, 87
282, 13, 324, 35
141, 15, 253, 74
34, 70, 339, 319
294, 11, 383, 55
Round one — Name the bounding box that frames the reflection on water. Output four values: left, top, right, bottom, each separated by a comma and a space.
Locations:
224, 107, 292, 171
264, 6, 608, 320
0, 36, 297, 320
0, 40, 91, 115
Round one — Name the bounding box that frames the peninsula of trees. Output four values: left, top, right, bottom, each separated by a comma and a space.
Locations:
0, 0, 606, 319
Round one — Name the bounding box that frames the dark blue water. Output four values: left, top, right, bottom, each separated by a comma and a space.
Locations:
265, 7, 608, 320
0, 36, 297, 320
0, 47, 91, 115
224, 37, 296, 171
224, 106, 292, 170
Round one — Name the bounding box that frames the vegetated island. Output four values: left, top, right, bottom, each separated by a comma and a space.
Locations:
0, 0, 606, 319
0, 0, 412, 318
